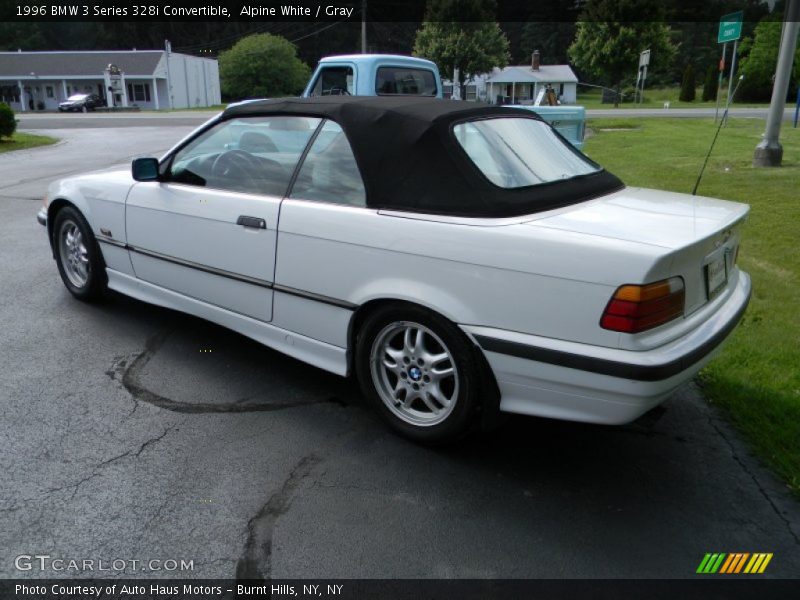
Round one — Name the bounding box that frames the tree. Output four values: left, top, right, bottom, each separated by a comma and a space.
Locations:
702, 64, 717, 102
218, 34, 311, 100
679, 64, 696, 101
568, 0, 676, 106
517, 22, 576, 66
0, 103, 16, 140
737, 17, 800, 103
413, 0, 510, 96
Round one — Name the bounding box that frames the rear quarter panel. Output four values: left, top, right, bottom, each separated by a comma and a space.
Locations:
275, 199, 667, 349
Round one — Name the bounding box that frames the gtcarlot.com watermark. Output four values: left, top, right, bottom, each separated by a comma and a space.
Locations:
14, 554, 194, 573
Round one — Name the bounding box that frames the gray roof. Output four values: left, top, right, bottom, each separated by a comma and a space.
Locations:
0, 50, 164, 78
485, 64, 578, 84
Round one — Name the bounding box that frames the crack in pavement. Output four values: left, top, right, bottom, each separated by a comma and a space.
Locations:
707, 414, 800, 546
43, 425, 178, 500
235, 454, 323, 580
110, 330, 341, 414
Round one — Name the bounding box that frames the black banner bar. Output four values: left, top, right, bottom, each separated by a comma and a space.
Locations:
0, 0, 764, 23
2, 579, 800, 600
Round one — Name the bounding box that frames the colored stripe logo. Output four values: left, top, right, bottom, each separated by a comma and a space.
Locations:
697, 553, 773, 574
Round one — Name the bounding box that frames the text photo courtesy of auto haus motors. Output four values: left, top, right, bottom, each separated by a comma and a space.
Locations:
4, 0, 800, 597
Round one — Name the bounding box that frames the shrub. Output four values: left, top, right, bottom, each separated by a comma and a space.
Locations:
0, 103, 17, 139
679, 64, 696, 102
621, 86, 637, 102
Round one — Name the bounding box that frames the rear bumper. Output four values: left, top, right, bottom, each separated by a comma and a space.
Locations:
37, 208, 47, 226
466, 271, 751, 424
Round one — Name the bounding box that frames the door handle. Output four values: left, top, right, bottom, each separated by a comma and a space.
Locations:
237, 216, 266, 229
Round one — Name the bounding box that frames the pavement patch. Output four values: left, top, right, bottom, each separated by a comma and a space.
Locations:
108, 323, 356, 414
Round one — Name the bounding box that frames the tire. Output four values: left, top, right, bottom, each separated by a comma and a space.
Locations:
52, 206, 107, 301
355, 304, 486, 443
81, 105, 88, 113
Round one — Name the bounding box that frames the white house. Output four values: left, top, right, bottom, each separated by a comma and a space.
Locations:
444, 52, 579, 105
0, 49, 220, 112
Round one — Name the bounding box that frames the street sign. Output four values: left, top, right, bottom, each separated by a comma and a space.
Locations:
718, 11, 743, 43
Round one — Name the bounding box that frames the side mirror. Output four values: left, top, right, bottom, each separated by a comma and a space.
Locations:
132, 157, 160, 182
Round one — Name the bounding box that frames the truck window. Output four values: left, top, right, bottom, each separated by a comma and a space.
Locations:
310, 66, 354, 96
375, 67, 437, 96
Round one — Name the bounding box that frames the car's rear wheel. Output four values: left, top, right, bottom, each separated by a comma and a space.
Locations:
52, 206, 107, 301
356, 304, 484, 443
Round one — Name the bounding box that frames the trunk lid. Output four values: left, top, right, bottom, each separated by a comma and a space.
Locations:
526, 187, 749, 316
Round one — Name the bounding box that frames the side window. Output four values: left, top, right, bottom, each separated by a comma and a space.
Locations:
168, 116, 321, 196
290, 121, 366, 207
375, 67, 437, 96
309, 66, 354, 96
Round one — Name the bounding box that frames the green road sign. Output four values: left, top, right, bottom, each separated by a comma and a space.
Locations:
718, 11, 743, 44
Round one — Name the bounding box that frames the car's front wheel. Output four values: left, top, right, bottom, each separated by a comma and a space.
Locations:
356, 304, 485, 443
52, 206, 107, 301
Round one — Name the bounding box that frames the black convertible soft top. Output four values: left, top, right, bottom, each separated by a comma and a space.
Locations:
222, 97, 623, 218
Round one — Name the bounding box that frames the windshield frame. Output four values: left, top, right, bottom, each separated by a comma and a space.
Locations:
450, 115, 603, 191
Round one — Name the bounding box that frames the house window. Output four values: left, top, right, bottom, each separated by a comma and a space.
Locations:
46, 86, 54, 98
465, 85, 477, 101
127, 83, 151, 103
0, 85, 21, 103
443, 84, 453, 99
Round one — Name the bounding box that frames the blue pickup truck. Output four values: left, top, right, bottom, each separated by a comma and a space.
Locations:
303, 54, 585, 149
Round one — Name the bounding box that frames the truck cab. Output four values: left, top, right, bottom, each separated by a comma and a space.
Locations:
303, 54, 442, 98
303, 54, 584, 149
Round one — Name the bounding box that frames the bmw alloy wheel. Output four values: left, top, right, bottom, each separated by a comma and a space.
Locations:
370, 321, 459, 427
58, 219, 90, 288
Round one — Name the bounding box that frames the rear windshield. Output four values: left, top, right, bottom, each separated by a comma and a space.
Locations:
375, 67, 437, 96
453, 118, 600, 188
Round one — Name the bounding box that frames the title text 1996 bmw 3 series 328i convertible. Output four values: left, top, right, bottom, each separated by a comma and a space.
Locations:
37, 97, 751, 442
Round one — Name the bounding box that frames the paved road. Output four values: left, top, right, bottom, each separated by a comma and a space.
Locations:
15, 106, 798, 130
1, 124, 798, 579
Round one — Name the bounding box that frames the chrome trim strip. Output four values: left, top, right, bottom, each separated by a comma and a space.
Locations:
273, 284, 357, 311
129, 244, 274, 289
97, 237, 126, 249
99, 239, 357, 310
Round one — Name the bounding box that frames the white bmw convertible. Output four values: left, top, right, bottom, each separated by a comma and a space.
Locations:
38, 97, 750, 442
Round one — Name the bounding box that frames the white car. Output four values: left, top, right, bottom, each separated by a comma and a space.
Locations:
37, 97, 751, 442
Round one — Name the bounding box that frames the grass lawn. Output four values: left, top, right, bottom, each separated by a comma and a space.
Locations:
584, 117, 800, 495
577, 86, 769, 110
0, 132, 58, 154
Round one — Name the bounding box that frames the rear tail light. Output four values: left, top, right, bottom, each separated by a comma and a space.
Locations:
600, 277, 685, 333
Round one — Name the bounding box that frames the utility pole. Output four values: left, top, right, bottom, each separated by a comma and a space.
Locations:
753, 0, 800, 167
361, 0, 367, 54
164, 39, 174, 110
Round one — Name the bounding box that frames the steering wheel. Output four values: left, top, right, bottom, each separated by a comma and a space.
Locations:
210, 150, 262, 180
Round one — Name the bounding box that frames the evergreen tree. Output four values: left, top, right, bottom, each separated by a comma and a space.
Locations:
702, 65, 717, 102
679, 64, 696, 102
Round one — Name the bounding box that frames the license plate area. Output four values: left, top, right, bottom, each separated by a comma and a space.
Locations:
705, 254, 728, 300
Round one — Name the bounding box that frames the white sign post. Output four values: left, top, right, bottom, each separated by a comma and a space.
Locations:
716, 11, 743, 123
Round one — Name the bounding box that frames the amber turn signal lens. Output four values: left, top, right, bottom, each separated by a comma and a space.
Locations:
601, 277, 685, 333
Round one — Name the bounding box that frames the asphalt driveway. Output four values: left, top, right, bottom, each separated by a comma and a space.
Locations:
1, 120, 798, 579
